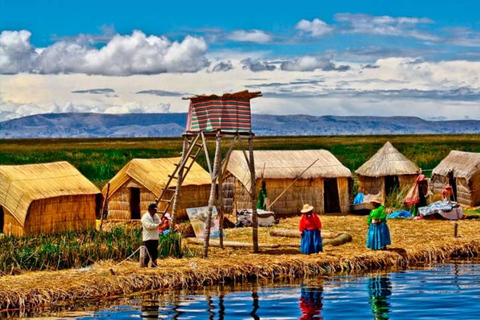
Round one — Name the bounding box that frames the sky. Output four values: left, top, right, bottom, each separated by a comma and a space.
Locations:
1, 0, 480, 121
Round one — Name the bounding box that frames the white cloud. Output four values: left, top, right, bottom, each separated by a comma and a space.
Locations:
0, 30, 209, 75
295, 19, 333, 37
227, 30, 272, 43
281, 56, 349, 72
0, 30, 38, 73
335, 13, 438, 41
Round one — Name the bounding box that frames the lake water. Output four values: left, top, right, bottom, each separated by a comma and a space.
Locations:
7, 262, 480, 319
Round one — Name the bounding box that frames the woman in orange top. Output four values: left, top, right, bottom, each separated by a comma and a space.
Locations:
299, 204, 323, 254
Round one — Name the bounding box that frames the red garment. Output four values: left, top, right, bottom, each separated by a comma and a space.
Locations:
299, 213, 322, 232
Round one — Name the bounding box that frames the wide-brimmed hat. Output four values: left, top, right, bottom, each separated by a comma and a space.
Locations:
164, 213, 172, 220
370, 198, 382, 205
301, 204, 314, 213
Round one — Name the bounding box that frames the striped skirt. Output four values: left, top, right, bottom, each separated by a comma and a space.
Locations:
300, 229, 323, 254
366, 222, 391, 250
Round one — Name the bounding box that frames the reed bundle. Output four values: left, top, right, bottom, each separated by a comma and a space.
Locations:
0, 214, 479, 311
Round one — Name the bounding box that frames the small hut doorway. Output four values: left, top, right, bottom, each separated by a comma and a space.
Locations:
324, 178, 340, 213
448, 171, 457, 201
385, 175, 400, 197
0, 206, 4, 233
130, 188, 141, 219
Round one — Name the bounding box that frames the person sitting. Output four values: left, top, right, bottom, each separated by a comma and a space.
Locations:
158, 213, 172, 235
366, 198, 391, 250
299, 204, 323, 254
353, 187, 365, 204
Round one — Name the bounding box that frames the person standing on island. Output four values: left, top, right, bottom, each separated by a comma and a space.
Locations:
141, 203, 161, 267
366, 198, 391, 250
299, 204, 323, 254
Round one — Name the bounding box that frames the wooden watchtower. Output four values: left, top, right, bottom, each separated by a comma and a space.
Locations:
155, 90, 262, 258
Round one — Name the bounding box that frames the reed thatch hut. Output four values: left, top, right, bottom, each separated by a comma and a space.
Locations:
0, 161, 101, 237
431, 150, 480, 206
224, 150, 352, 215
103, 158, 211, 220
355, 141, 421, 201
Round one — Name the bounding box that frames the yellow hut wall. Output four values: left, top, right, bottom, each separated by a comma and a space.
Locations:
431, 172, 480, 207
3, 208, 24, 237
107, 180, 210, 220
233, 177, 350, 215
359, 174, 417, 202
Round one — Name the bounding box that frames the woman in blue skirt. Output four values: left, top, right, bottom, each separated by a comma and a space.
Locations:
299, 204, 323, 254
366, 198, 391, 250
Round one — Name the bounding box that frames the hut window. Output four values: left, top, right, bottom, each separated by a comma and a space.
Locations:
130, 188, 141, 219
385, 175, 400, 197
324, 178, 340, 213
0, 206, 3, 233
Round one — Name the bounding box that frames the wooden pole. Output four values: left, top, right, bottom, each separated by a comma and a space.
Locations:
266, 158, 319, 211
99, 183, 110, 231
203, 132, 222, 258
218, 157, 225, 249
454, 222, 458, 237
248, 134, 259, 253
170, 136, 189, 228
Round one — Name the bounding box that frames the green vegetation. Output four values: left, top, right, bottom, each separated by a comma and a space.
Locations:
0, 225, 198, 273
2, 135, 480, 189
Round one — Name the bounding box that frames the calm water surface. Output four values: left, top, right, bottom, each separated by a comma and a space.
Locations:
10, 262, 480, 319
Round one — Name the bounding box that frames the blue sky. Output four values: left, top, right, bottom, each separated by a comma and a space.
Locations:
1, 0, 480, 120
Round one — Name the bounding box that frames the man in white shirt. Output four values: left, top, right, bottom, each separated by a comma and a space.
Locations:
141, 203, 161, 267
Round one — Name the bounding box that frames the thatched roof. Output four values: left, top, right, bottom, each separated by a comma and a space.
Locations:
103, 158, 211, 199
227, 150, 352, 190
0, 161, 100, 227
432, 150, 480, 180
355, 141, 421, 177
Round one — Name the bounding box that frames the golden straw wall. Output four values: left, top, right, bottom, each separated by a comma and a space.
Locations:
431, 173, 480, 207
107, 179, 210, 220
359, 174, 418, 202
233, 177, 350, 215
2, 195, 97, 237
3, 208, 24, 237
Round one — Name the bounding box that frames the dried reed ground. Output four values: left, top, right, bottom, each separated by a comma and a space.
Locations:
1, 214, 480, 311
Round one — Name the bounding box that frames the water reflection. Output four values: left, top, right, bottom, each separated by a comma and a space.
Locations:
368, 275, 392, 320
299, 284, 324, 320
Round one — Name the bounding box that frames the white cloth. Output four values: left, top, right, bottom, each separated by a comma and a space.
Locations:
438, 207, 464, 220
141, 212, 160, 241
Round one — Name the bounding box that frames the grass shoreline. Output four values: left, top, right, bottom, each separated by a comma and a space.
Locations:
1, 215, 479, 312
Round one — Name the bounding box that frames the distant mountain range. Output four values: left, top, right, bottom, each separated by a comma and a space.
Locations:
0, 113, 479, 138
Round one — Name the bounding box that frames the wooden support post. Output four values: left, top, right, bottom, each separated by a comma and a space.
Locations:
139, 246, 146, 268
99, 183, 110, 231
218, 157, 224, 249
454, 222, 458, 237
203, 132, 222, 258
171, 136, 189, 228
248, 135, 259, 253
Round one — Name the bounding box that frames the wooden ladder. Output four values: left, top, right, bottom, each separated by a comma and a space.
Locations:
155, 133, 203, 217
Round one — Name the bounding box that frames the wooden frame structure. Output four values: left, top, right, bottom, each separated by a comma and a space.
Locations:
155, 90, 262, 258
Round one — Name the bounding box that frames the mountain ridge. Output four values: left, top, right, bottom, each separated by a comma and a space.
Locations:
0, 113, 479, 138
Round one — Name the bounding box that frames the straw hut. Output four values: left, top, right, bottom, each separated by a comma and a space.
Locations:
224, 150, 352, 215
103, 158, 211, 220
0, 161, 101, 237
355, 141, 421, 201
431, 150, 480, 206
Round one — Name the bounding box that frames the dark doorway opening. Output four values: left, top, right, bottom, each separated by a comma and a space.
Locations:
0, 206, 4, 233
130, 188, 141, 219
385, 175, 400, 198
95, 194, 103, 219
324, 178, 340, 213
448, 171, 457, 201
